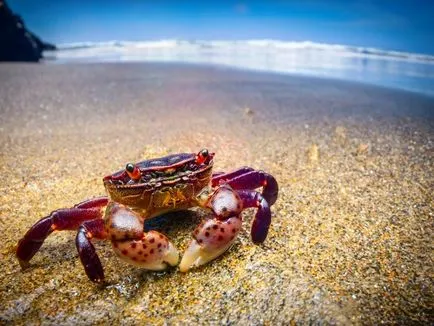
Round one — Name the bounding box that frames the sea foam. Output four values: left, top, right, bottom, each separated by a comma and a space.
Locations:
48, 40, 434, 96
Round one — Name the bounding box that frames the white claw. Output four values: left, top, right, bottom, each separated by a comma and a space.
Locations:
164, 242, 180, 267
179, 217, 241, 272
179, 240, 203, 272
180, 239, 235, 272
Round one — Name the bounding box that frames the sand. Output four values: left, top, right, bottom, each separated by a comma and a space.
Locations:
0, 62, 433, 325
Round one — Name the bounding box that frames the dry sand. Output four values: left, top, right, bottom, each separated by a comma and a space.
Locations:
0, 63, 433, 325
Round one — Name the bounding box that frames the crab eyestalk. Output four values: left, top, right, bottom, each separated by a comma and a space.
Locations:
125, 163, 141, 181
195, 149, 212, 165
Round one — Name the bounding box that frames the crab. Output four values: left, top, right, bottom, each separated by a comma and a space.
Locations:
16, 149, 278, 283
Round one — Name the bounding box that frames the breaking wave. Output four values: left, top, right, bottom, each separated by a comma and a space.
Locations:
47, 39, 434, 96
55, 39, 434, 64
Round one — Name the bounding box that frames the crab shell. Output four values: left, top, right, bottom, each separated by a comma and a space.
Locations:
103, 152, 214, 213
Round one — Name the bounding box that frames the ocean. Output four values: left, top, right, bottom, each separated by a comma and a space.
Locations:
45, 39, 434, 97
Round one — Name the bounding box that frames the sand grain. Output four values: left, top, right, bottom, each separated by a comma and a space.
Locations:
0, 63, 433, 325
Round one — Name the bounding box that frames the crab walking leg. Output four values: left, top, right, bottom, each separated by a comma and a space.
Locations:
214, 170, 279, 206
211, 167, 254, 185
76, 219, 108, 283
180, 184, 244, 272
237, 190, 271, 244
211, 171, 225, 178
73, 196, 109, 209
105, 203, 179, 271
16, 197, 109, 268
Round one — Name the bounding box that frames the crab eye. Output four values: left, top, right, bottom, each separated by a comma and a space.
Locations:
200, 149, 209, 157
196, 149, 210, 164
125, 163, 141, 180
126, 163, 135, 173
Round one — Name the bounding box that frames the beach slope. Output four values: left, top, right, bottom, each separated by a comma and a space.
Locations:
0, 63, 433, 324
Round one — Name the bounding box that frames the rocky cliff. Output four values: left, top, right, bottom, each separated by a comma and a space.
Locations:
0, 0, 56, 62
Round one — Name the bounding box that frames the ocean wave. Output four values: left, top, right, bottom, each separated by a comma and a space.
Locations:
48, 39, 434, 96
56, 39, 434, 64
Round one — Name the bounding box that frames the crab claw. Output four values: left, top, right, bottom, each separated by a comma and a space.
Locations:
113, 231, 179, 271
179, 216, 242, 272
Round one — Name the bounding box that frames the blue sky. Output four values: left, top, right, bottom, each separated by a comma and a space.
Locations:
9, 0, 434, 54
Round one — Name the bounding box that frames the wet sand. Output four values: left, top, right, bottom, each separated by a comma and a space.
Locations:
0, 63, 433, 325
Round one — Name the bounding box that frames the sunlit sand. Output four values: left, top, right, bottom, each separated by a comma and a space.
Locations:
0, 63, 432, 324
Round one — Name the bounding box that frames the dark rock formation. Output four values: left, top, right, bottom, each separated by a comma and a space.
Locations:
0, 0, 56, 62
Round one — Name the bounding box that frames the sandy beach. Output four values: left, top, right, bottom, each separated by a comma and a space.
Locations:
0, 63, 433, 324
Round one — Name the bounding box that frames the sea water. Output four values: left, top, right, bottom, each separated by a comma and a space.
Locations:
45, 40, 434, 97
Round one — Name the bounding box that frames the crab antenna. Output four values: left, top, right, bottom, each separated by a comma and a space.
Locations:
195, 149, 209, 165
125, 163, 141, 180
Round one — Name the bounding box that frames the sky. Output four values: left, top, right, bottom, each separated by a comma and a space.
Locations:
9, 0, 434, 55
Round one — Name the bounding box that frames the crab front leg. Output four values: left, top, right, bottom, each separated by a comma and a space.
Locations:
16, 197, 109, 268
104, 203, 179, 272
76, 218, 108, 282
211, 167, 254, 180
179, 185, 245, 272
237, 189, 271, 244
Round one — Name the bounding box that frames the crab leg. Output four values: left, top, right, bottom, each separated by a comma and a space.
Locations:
237, 190, 271, 244
74, 197, 109, 209
76, 219, 108, 283
211, 172, 225, 178
211, 167, 254, 185
212, 168, 278, 206
16, 197, 108, 268
105, 203, 179, 272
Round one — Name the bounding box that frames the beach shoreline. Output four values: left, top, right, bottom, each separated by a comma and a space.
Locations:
0, 63, 433, 324
45, 39, 434, 97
